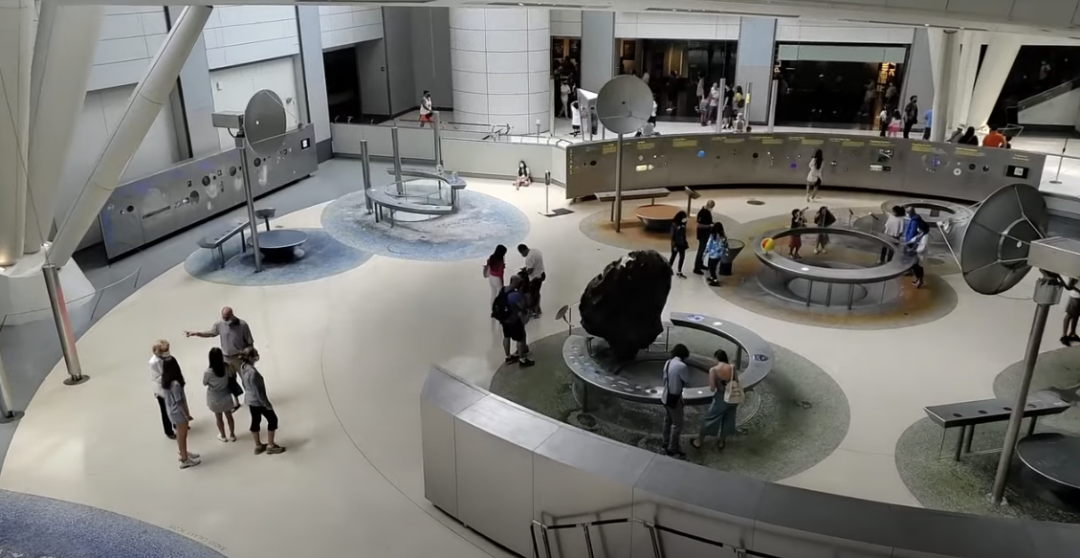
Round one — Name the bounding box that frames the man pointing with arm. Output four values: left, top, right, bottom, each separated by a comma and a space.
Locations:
185, 306, 254, 374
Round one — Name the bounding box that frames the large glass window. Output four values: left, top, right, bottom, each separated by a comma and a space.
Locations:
617, 39, 737, 121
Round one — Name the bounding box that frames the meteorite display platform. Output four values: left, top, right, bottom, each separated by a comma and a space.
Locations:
563, 312, 773, 408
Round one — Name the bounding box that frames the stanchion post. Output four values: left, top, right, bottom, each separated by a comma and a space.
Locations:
391, 124, 404, 195
1051, 138, 1067, 184
614, 133, 625, 232
539, 170, 556, 217
361, 139, 373, 213
433, 111, 443, 173
767, 79, 778, 133
42, 264, 88, 386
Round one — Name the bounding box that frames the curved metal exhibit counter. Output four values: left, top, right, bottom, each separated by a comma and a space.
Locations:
565, 132, 1045, 203
422, 367, 1080, 558
754, 227, 914, 283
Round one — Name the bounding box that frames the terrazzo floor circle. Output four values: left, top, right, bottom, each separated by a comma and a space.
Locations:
184, 228, 371, 286
489, 327, 850, 482
0, 489, 227, 557
320, 188, 530, 261
578, 205, 740, 254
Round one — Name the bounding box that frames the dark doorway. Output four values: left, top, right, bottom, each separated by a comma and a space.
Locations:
620, 39, 737, 122
323, 47, 362, 123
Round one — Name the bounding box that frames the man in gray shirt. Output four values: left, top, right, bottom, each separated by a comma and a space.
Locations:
184, 306, 254, 372
661, 344, 690, 459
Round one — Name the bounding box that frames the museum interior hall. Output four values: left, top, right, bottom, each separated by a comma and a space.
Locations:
6, 1, 1080, 558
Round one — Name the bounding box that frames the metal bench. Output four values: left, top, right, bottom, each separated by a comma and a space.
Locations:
195, 207, 276, 269
386, 168, 468, 207
367, 189, 454, 227
924, 391, 1070, 462
595, 188, 671, 222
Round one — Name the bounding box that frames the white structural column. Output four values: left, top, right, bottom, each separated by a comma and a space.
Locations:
967, 33, 1021, 131
0, 0, 35, 266
929, 29, 959, 143
24, 4, 104, 254
47, 5, 213, 267
950, 31, 982, 133
449, 8, 550, 135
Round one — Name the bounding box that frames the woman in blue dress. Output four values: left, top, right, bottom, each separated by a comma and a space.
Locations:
690, 350, 738, 451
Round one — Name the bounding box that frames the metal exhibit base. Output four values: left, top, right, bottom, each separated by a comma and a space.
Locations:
42, 264, 88, 386
63, 375, 91, 386
0, 411, 24, 424
756, 265, 900, 310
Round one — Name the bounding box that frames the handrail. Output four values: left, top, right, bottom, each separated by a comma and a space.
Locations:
529, 517, 786, 558
1015, 75, 1080, 111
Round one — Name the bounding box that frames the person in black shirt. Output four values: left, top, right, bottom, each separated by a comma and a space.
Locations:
902, 96, 918, 139
693, 200, 716, 275
669, 211, 689, 278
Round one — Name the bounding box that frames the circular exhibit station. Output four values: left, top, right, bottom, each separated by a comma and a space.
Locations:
754, 227, 916, 309
881, 198, 974, 229
635, 204, 682, 232
563, 312, 773, 407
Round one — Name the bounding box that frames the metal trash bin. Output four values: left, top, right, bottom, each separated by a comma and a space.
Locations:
720, 239, 744, 276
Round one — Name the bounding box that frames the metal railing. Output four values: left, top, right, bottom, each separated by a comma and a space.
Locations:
530, 518, 787, 558
1015, 76, 1080, 112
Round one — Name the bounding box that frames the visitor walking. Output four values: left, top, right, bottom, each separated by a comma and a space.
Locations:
908, 220, 931, 289
708, 83, 720, 125
923, 109, 933, 140
149, 340, 176, 440
484, 245, 508, 305
419, 91, 433, 127
161, 355, 199, 469
904, 206, 925, 245
559, 81, 570, 118
518, 244, 545, 318
238, 348, 286, 455
814, 206, 835, 255
881, 205, 905, 264
693, 200, 716, 274
788, 208, 807, 259
902, 95, 919, 139
690, 350, 739, 451
204, 347, 237, 443
660, 344, 690, 459
887, 109, 902, 137
705, 228, 727, 287
493, 275, 534, 367
806, 149, 823, 202
669, 211, 689, 278
1062, 278, 1080, 346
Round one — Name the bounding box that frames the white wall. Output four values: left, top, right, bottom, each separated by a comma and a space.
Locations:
209, 56, 301, 150
58, 85, 180, 231
1017, 87, 1080, 126
88, 6, 169, 91
203, 5, 299, 70
777, 19, 915, 44
615, 11, 740, 40
551, 9, 581, 37
319, 5, 382, 50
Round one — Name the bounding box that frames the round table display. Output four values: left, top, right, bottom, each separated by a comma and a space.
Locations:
247, 229, 309, 261
635, 204, 682, 232
1017, 432, 1080, 491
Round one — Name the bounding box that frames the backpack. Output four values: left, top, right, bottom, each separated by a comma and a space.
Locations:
824, 211, 836, 227
491, 289, 512, 322
905, 102, 917, 122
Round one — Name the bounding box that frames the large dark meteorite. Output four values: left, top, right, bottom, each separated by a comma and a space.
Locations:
579, 250, 672, 360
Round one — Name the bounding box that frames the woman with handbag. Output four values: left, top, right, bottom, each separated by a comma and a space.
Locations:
690, 349, 742, 451
204, 347, 237, 442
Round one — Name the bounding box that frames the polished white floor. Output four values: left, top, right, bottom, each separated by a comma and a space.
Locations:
0, 175, 1064, 558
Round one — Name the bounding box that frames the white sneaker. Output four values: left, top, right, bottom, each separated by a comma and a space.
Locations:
217, 435, 228, 443
229, 435, 237, 442
178, 452, 201, 462
179, 458, 201, 469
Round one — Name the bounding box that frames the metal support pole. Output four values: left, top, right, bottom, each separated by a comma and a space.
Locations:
991, 301, 1052, 504
581, 524, 596, 558
536, 119, 541, 138
614, 133, 625, 232
43, 264, 88, 385
237, 136, 262, 272
361, 139, 372, 213
647, 522, 664, 558
539, 171, 556, 216
715, 78, 725, 134
433, 111, 443, 173
540, 525, 553, 558
0, 350, 19, 422
767, 79, 779, 133
391, 125, 404, 195
1050, 139, 1067, 184
847, 284, 855, 310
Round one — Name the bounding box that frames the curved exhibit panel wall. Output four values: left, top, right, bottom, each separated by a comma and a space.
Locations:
421, 367, 1080, 558
564, 133, 1045, 203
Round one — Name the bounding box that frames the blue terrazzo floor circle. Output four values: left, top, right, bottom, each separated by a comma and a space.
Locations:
319, 188, 531, 261
0, 489, 227, 558
184, 228, 371, 286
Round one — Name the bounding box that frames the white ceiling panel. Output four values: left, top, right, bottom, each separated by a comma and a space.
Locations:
1015, 0, 1079, 27
945, 0, 1015, 18
886, 0, 949, 10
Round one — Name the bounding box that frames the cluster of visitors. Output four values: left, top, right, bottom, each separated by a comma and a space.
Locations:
149, 307, 285, 469
786, 206, 835, 259
878, 96, 920, 139
485, 244, 546, 367
675, 200, 729, 287
659, 344, 743, 459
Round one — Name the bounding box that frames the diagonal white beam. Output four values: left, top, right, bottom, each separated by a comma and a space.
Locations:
47, 5, 213, 267
24, 3, 104, 254
0, 0, 35, 266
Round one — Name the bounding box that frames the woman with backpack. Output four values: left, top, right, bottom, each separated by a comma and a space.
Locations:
669, 211, 689, 278
814, 206, 836, 255
483, 245, 507, 305
690, 350, 740, 451
705, 227, 728, 287
493, 275, 534, 367
806, 149, 823, 202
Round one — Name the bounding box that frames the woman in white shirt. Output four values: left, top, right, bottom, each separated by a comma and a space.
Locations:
806, 149, 824, 202
559, 82, 571, 118
570, 101, 581, 136
908, 220, 931, 289
419, 91, 433, 127
880, 205, 905, 263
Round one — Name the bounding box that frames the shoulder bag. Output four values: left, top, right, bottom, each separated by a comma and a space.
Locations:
724, 366, 745, 404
